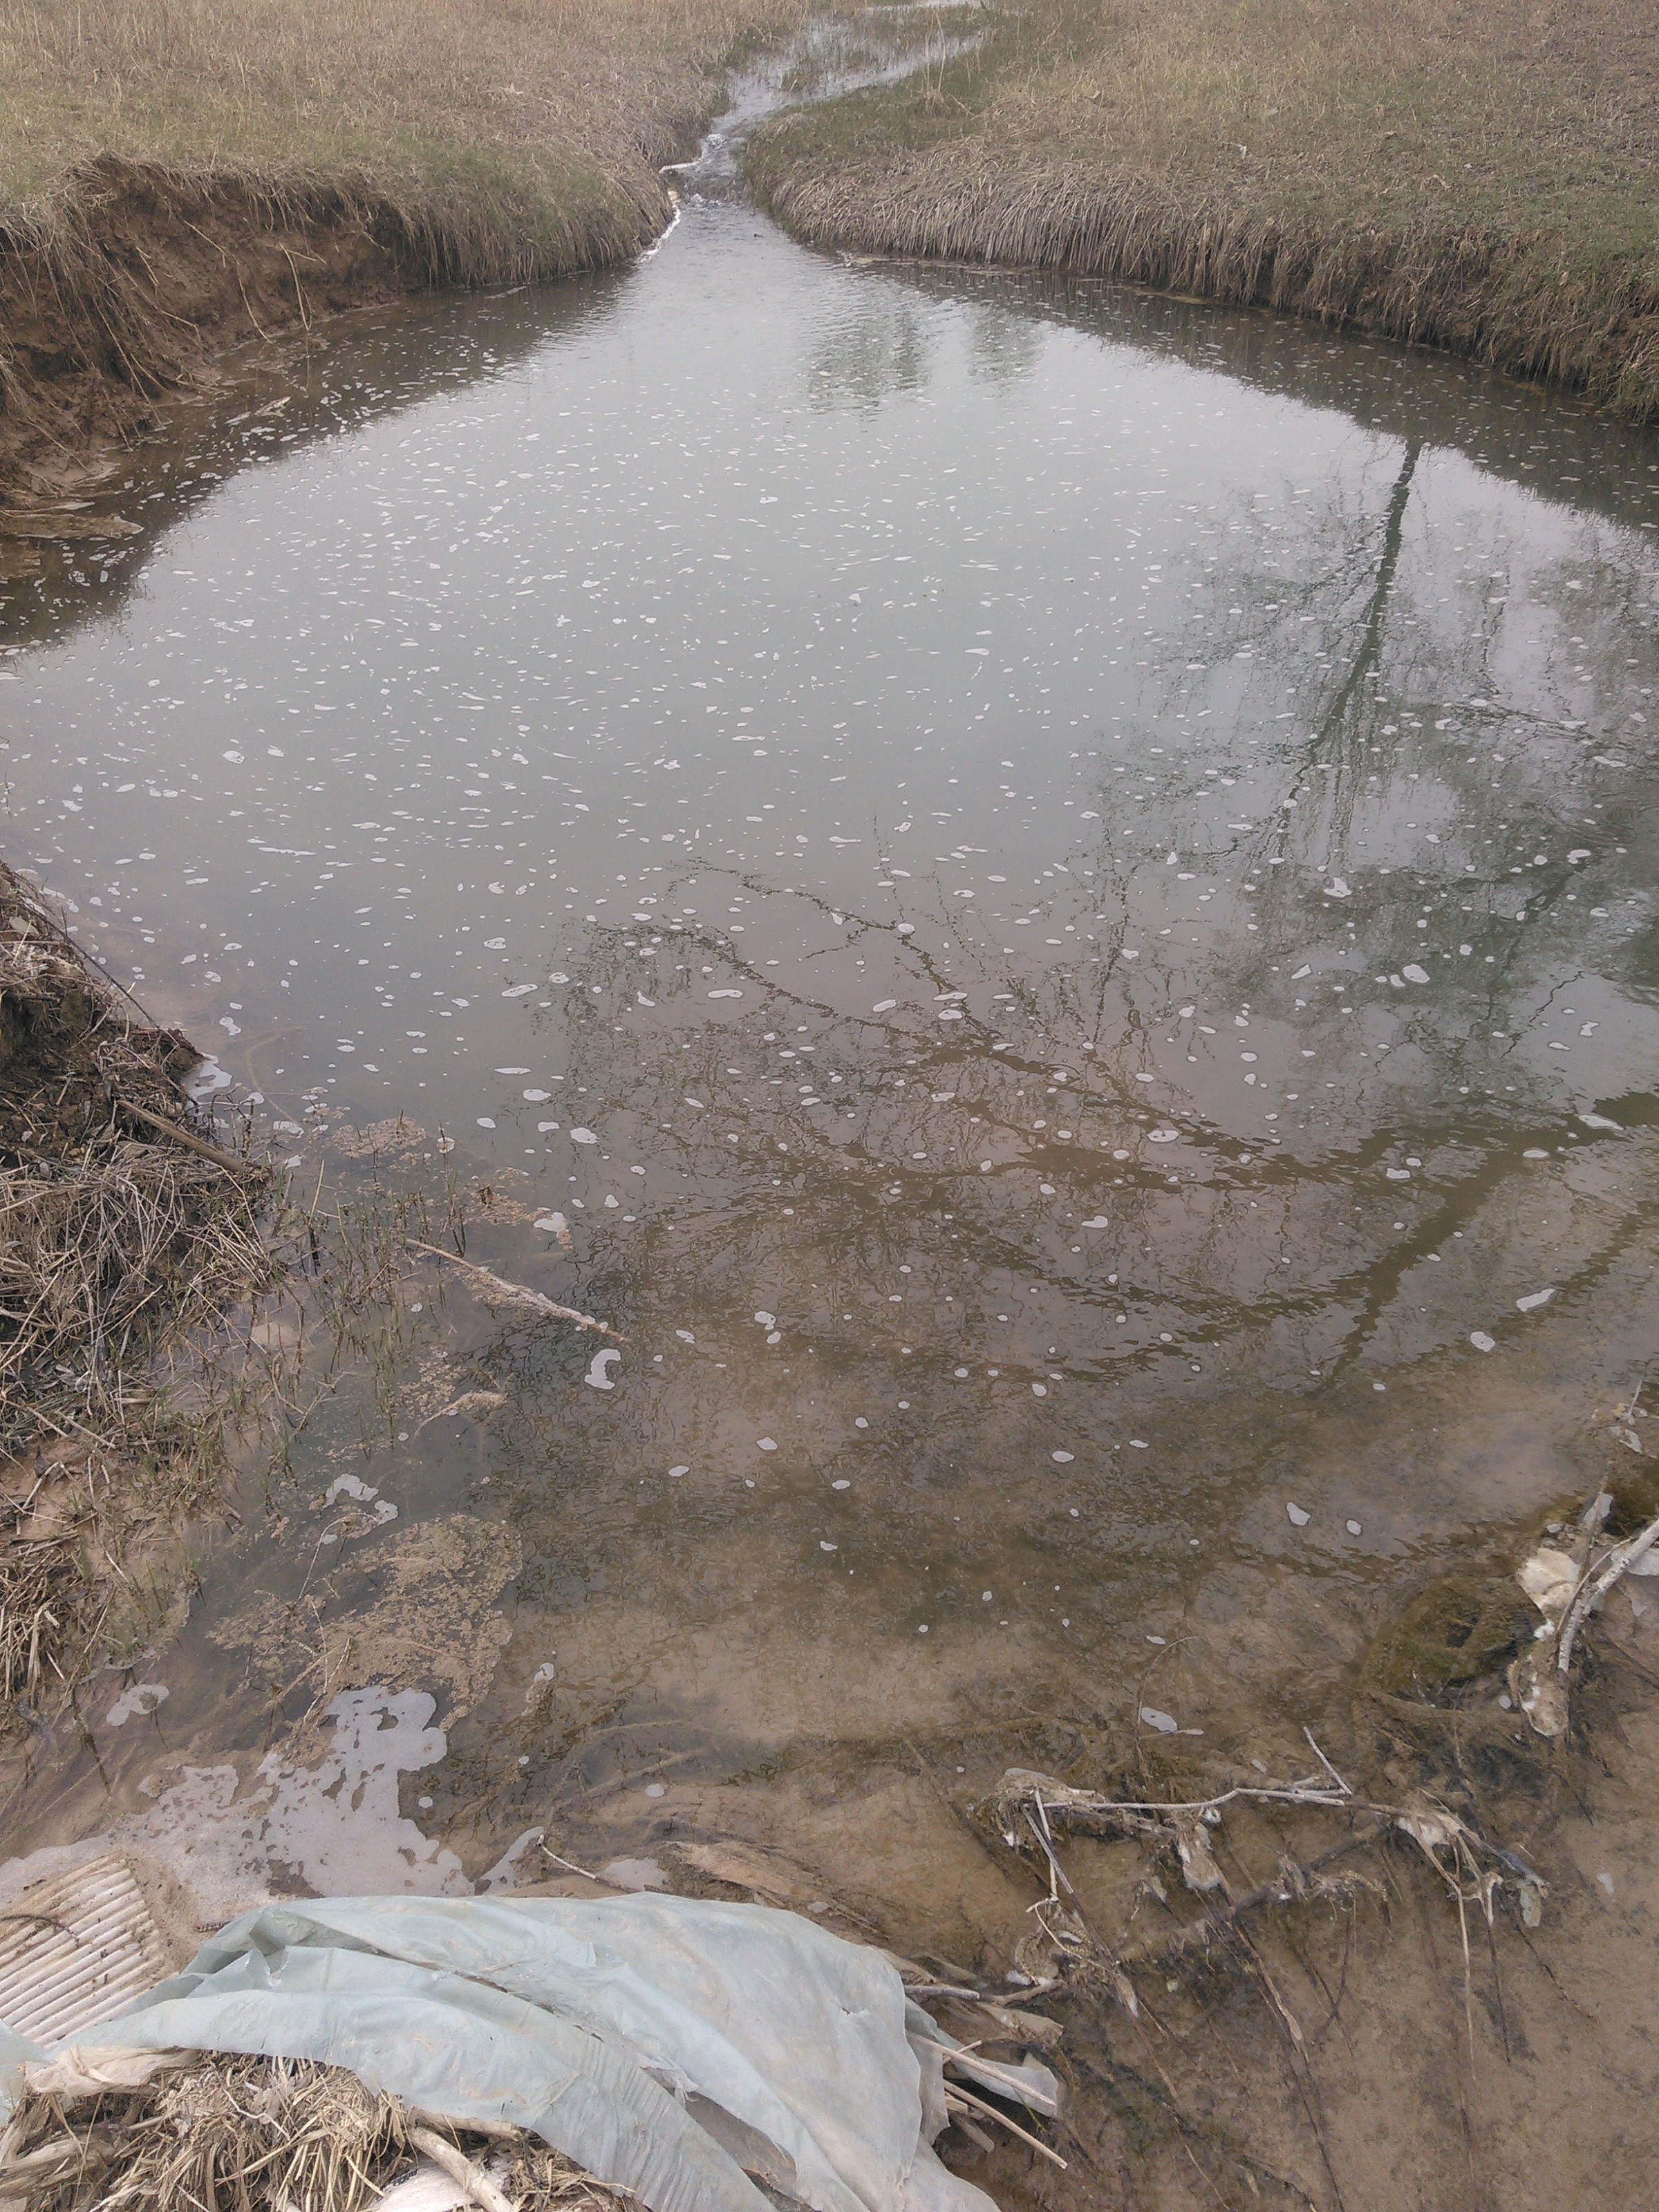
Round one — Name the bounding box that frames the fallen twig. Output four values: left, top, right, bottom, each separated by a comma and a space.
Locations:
988, 1763, 1352, 1876
406, 1241, 623, 1340
409, 2127, 516, 2212
943, 2083, 1067, 2170
113, 1097, 250, 1174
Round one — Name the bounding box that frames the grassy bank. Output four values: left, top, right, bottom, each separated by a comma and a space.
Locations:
747, 0, 1659, 419
0, 0, 792, 490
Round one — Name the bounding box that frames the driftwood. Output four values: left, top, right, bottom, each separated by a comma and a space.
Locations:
987, 1732, 1553, 2010
113, 1096, 250, 1174
408, 2128, 516, 2212
1508, 1490, 1659, 1736
943, 2082, 1067, 2170
406, 1242, 623, 1341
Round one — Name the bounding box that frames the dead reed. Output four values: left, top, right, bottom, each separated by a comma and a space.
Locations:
0, 1145, 267, 1427
745, 0, 1659, 418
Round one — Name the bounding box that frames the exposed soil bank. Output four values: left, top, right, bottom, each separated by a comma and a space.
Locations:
0, 0, 789, 495
0, 159, 664, 496
746, 0, 1659, 420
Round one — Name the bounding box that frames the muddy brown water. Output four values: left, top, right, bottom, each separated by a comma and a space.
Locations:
1, 43, 1659, 2206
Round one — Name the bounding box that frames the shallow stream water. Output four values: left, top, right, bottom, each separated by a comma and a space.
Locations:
1, 44, 1658, 1939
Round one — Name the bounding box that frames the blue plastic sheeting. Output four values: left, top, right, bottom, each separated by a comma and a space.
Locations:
0, 1893, 1053, 2212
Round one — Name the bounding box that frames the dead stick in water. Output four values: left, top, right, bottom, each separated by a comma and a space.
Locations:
113, 1097, 250, 1174
1119, 1820, 1389, 1969
406, 1240, 624, 1340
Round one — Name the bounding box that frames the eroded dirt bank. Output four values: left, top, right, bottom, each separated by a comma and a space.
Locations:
0, 0, 795, 498
0, 855, 269, 1713
0, 160, 664, 498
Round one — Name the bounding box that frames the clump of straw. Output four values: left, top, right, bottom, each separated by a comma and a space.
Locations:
0, 1144, 267, 1427
0, 2053, 633, 2212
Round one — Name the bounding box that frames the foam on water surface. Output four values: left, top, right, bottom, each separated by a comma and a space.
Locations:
0, 119, 1656, 1920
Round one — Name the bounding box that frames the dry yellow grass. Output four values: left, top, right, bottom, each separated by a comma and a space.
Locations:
0, 0, 792, 229
747, 0, 1659, 418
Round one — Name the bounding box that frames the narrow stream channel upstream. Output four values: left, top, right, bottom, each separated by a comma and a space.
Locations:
1, 21, 1658, 2052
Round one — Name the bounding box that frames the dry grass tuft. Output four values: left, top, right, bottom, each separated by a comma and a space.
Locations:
0, 0, 792, 230
746, 0, 1659, 418
0, 1145, 268, 1427
0, 2052, 633, 2212
0, 858, 271, 1450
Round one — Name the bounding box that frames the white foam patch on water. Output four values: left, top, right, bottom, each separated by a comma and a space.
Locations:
601, 1856, 668, 1891
112, 1687, 466, 1924
324, 1472, 398, 1524
585, 1348, 621, 1390
105, 1683, 169, 1727
182, 1056, 233, 1101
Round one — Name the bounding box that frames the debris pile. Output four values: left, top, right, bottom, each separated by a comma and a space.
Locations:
971, 1477, 1659, 2016
0, 1890, 1064, 2212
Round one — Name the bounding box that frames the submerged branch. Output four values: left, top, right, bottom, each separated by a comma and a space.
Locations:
406, 1241, 624, 1340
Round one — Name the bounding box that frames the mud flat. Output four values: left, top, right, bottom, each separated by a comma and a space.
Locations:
747, 0, 1659, 419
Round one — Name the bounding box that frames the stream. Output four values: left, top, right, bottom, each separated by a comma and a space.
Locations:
1, 24, 1658, 1956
